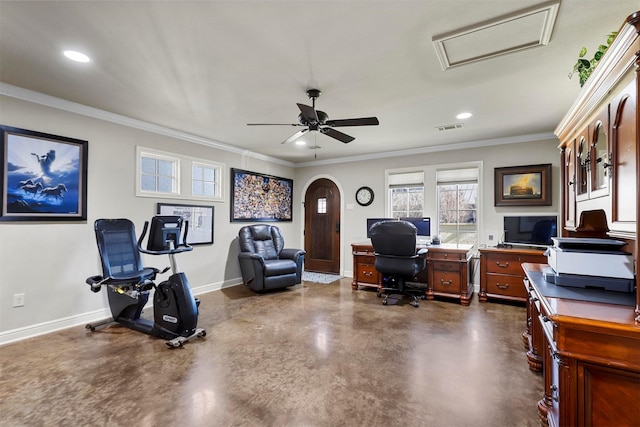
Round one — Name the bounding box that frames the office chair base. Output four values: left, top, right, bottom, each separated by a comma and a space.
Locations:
378, 289, 425, 307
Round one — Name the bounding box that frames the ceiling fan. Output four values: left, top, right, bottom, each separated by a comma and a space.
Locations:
247, 89, 379, 144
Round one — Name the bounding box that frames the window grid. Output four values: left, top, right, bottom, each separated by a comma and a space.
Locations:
140, 154, 178, 194
192, 162, 220, 198
437, 183, 478, 245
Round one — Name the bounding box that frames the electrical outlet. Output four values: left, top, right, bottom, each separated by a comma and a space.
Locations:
488, 235, 494, 241
13, 293, 25, 307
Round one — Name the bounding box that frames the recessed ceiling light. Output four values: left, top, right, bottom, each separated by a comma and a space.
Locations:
63, 50, 91, 63
295, 140, 306, 146
456, 112, 473, 120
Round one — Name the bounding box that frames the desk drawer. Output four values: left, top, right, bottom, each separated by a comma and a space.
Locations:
486, 274, 527, 298
431, 261, 461, 273
432, 270, 461, 294
429, 251, 467, 261
356, 263, 379, 284
485, 253, 546, 275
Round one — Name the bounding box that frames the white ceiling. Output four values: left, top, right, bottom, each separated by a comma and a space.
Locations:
1, 1, 637, 165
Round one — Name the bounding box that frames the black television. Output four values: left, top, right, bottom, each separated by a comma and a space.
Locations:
366, 218, 394, 238
400, 217, 431, 239
503, 215, 557, 247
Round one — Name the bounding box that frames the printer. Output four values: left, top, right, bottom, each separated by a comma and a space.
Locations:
545, 237, 635, 292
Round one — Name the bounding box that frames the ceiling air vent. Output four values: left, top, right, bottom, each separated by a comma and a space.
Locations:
436, 123, 464, 131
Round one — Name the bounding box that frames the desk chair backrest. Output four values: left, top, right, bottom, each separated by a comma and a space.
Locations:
94, 218, 144, 279
369, 220, 418, 257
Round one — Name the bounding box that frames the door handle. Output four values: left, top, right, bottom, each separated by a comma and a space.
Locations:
336, 221, 340, 233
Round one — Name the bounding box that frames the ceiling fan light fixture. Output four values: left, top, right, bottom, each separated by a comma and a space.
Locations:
63, 50, 91, 63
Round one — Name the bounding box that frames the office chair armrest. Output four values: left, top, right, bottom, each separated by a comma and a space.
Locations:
280, 248, 306, 261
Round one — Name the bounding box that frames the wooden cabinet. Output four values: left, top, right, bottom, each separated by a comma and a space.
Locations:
523, 263, 640, 427
351, 243, 381, 290
554, 11, 639, 319
479, 247, 546, 303
425, 244, 473, 305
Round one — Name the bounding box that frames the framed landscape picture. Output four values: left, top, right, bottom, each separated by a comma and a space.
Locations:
230, 168, 293, 222
495, 163, 551, 206
1, 125, 88, 221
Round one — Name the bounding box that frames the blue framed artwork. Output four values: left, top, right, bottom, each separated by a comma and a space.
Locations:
1, 125, 88, 221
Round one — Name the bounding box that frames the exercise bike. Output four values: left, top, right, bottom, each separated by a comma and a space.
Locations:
85, 216, 206, 348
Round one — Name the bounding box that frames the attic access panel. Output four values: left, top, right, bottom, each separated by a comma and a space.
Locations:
432, 1, 560, 70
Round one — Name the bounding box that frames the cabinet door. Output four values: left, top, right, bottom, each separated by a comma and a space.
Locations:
610, 80, 637, 232
562, 141, 577, 230
589, 109, 610, 199
576, 131, 590, 200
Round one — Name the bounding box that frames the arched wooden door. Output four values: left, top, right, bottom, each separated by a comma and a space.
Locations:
304, 178, 340, 273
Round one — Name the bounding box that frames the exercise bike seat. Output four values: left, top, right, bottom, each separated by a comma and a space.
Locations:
93, 219, 159, 286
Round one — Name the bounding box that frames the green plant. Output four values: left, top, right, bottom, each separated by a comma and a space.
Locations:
569, 32, 618, 87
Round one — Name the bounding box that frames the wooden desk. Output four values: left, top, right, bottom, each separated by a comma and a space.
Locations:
479, 246, 546, 303
522, 263, 640, 427
351, 242, 473, 305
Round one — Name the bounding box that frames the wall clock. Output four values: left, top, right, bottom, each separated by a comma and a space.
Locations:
355, 186, 374, 206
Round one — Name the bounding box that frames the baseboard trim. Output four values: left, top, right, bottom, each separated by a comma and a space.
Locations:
0, 278, 243, 346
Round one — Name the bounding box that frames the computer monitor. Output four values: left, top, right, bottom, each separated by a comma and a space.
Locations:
366, 218, 394, 238
400, 217, 431, 242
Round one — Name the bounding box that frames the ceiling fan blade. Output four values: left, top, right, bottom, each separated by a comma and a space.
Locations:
321, 127, 355, 143
282, 128, 309, 144
297, 103, 319, 123
247, 123, 302, 126
325, 117, 379, 127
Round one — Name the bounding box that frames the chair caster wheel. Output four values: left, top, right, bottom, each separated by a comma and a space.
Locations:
85, 324, 95, 332
421, 295, 427, 300
382, 299, 388, 305
377, 292, 381, 298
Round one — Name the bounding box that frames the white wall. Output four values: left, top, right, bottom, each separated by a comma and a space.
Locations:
0, 93, 560, 344
0, 95, 297, 343
294, 138, 561, 278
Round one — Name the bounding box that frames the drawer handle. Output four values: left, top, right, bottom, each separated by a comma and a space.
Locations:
495, 262, 510, 268
550, 385, 559, 402
363, 271, 373, 277
496, 283, 509, 290
440, 279, 453, 286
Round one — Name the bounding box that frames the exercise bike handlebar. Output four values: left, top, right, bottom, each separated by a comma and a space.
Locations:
138, 220, 194, 256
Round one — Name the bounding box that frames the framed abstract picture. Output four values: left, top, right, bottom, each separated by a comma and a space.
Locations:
494, 163, 551, 206
230, 168, 293, 222
1, 125, 88, 221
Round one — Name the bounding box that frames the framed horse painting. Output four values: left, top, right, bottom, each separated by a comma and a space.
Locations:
0, 125, 88, 221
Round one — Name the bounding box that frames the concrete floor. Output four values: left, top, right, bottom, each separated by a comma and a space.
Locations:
0, 279, 543, 427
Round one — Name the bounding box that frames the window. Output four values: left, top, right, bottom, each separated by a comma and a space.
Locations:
317, 197, 327, 214
388, 171, 424, 218
137, 146, 224, 201
138, 149, 179, 195
192, 161, 222, 199
437, 168, 478, 245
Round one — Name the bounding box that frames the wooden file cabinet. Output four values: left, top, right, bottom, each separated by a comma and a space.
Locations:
425, 244, 474, 305
351, 243, 381, 290
479, 247, 547, 303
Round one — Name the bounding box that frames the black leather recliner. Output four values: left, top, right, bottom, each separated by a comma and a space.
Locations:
369, 220, 428, 307
238, 224, 305, 292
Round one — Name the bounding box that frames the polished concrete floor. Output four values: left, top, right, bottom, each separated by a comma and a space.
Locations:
0, 279, 542, 427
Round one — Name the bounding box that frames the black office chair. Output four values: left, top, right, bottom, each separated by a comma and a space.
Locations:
369, 220, 428, 307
